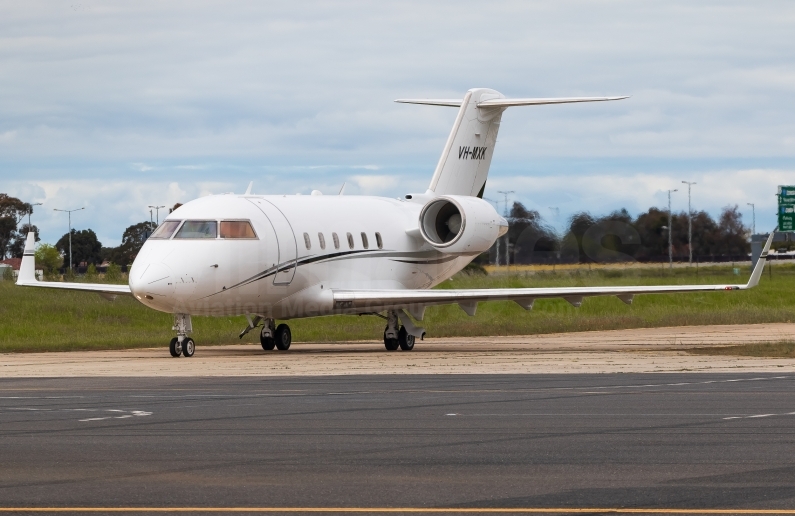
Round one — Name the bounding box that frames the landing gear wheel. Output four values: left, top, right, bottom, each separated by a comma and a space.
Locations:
260, 326, 276, 351
182, 338, 195, 357
384, 326, 399, 351
169, 337, 182, 357
274, 324, 291, 351
398, 326, 415, 351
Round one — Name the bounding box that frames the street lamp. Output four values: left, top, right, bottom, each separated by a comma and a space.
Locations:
53, 207, 85, 270
26, 202, 42, 227
497, 190, 515, 267
666, 189, 678, 269
148, 205, 166, 226
484, 197, 501, 266
746, 203, 756, 235
681, 181, 696, 265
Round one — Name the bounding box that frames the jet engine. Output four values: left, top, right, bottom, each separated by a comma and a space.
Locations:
418, 195, 508, 254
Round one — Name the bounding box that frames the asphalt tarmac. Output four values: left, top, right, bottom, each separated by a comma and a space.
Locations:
2, 374, 795, 512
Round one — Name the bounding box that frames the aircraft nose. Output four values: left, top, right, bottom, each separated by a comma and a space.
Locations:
129, 262, 175, 303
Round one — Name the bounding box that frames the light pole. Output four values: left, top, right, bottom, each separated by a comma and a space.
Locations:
497, 190, 515, 267
148, 205, 166, 226
53, 207, 84, 271
484, 197, 500, 266
746, 203, 756, 235
682, 181, 696, 265
666, 189, 678, 269
26, 202, 42, 227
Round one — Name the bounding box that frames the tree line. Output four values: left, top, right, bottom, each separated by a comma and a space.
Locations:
500, 202, 751, 264
0, 191, 753, 269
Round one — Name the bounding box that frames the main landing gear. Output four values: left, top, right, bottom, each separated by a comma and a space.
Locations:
169, 314, 195, 357
257, 319, 292, 351
383, 309, 416, 351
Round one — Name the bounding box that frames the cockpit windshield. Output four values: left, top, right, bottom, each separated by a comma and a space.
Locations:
174, 221, 218, 239
149, 220, 181, 239
220, 220, 256, 239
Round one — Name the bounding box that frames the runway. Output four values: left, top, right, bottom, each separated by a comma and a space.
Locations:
3, 374, 795, 511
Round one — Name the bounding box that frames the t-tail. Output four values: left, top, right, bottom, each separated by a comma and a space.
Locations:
395, 88, 628, 198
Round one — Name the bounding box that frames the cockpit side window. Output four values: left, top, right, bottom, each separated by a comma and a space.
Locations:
150, 220, 181, 239
220, 220, 257, 239
174, 221, 217, 239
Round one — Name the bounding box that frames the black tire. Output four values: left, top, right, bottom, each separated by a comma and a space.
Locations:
260, 328, 276, 351
182, 337, 195, 357
383, 326, 399, 351
274, 324, 291, 351
169, 337, 182, 357
398, 326, 415, 351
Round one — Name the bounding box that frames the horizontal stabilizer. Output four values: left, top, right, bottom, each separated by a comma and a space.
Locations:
395, 96, 628, 108
477, 96, 629, 107
394, 99, 462, 107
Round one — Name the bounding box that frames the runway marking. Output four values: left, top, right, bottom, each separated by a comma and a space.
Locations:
1, 407, 152, 422
723, 411, 795, 420
79, 409, 152, 422
4, 508, 795, 513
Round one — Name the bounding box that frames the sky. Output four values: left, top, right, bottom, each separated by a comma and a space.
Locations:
1, 1, 793, 245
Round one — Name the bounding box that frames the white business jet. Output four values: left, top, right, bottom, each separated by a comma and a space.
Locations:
17, 88, 775, 357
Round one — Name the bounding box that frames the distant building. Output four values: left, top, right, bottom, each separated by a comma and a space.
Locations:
1, 258, 21, 270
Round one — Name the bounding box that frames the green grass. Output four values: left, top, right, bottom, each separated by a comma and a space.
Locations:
688, 341, 795, 358
1, 263, 793, 352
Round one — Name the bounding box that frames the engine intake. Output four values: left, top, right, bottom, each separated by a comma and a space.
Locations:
419, 196, 507, 254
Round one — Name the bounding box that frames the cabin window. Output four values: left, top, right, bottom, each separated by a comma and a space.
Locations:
361, 232, 369, 249
375, 232, 383, 249
346, 232, 354, 249
332, 232, 340, 250
220, 220, 256, 239
303, 232, 311, 250
318, 232, 326, 250
150, 220, 181, 239
174, 220, 217, 239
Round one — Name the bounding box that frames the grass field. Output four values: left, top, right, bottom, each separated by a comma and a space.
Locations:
688, 341, 795, 358
1, 263, 793, 352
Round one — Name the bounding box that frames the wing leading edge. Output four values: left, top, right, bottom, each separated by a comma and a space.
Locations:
332, 231, 775, 315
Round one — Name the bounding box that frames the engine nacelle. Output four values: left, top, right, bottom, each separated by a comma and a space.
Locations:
418, 195, 508, 254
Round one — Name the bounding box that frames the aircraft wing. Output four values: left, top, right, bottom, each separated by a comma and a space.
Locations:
16, 233, 132, 297
332, 231, 774, 315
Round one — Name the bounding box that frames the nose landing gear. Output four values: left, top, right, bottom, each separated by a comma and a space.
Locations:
169, 314, 195, 358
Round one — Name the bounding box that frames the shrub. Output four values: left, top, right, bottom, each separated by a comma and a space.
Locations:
105, 263, 122, 282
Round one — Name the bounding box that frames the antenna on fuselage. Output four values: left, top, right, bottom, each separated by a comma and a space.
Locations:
338, 182, 346, 195
244, 181, 253, 195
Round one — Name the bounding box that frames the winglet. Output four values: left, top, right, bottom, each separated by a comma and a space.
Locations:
17, 232, 37, 285
746, 229, 776, 288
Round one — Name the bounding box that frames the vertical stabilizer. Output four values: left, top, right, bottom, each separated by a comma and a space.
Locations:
427, 88, 505, 197
395, 89, 628, 198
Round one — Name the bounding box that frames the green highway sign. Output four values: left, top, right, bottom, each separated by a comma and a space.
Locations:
778, 185, 795, 204
779, 204, 795, 231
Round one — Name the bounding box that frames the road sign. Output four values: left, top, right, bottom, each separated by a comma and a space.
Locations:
778, 186, 795, 204
779, 204, 795, 231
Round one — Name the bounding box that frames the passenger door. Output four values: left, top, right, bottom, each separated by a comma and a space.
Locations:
246, 198, 297, 285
